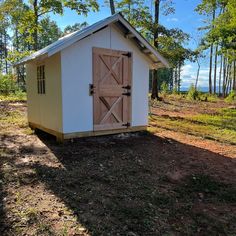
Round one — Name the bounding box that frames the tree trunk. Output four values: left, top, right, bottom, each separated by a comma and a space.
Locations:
218, 54, 223, 96
209, 44, 213, 94
109, 0, 115, 15
178, 62, 181, 91
233, 60, 236, 92
151, 70, 158, 99
213, 44, 218, 94
15, 27, 20, 85
195, 59, 200, 89
224, 62, 230, 97
4, 29, 8, 74
208, 9, 215, 94
33, 0, 38, 50
223, 57, 227, 97
151, 0, 160, 100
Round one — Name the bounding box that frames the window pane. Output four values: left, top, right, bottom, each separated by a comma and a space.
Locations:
37, 65, 45, 94
37, 80, 40, 94
42, 80, 45, 94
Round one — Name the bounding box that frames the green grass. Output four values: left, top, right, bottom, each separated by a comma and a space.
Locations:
0, 110, 27, 127
0, 107, 27, 134
150, 108, 236, 144
0, 91, 26, 102
192, 108, 236, 131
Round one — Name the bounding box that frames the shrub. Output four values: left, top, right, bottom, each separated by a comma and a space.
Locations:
0, 74, 17, 94
225, 90, 236, 103
187, 84, 199, 100
160, 82, 169, 96
172, 86, 179, 95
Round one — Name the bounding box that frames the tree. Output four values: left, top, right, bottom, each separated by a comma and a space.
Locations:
109, 0, 115, 14
63, 22, 88, 35
38, 17, 62, 49
196, 0, 218, 94
196, 0, 236, 96
16, 0, 99, 50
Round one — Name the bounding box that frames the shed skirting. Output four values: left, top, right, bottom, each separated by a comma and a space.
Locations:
29, 122, 147, 142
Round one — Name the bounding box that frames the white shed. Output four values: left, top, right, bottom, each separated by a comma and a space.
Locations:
16, 13, 169, 141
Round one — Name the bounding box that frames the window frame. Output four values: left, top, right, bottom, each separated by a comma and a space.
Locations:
37, 65, 45, 94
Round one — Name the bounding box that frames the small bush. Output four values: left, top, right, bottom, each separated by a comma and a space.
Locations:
172, 86, 179, 95
199, 93, 219, 102
187, 84, 199, 100
225, 90, 236, 103
0, 74, 17, 94
161, 82, 169, 93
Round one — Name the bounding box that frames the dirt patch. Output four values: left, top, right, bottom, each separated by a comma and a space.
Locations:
0, 100, 236, 235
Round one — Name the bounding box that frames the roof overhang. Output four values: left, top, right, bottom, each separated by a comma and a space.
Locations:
14, 13, 169, 69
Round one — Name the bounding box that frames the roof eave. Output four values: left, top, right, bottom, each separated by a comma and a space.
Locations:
117, 15, 170, 68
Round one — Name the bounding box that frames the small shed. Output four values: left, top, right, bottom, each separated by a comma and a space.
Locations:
16, 13, 169, 141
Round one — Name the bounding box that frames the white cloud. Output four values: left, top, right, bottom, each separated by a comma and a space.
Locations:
180, 64, 221, 90
167, 17, 179, 22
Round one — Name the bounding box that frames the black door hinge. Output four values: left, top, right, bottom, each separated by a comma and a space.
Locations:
122, 92, 131, 96
122, 85, 131, 90
122, 52, 132, 58
89, 84, 94, 96
122, 122, 130, 127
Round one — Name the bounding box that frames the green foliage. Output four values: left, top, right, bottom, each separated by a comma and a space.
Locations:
63, 22, 88, 35
160, 81, 169, 95
38, 17, 62, 49
0, 73, 26, 100
172, 86, 179, 95
225, 90, 236, 103
187, 84, 199, 100
0, 74, 17, 94
157, 68, 173, 91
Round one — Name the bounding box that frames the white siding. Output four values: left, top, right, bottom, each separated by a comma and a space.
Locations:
61, 26, 150, 133
26, 53, 63, 132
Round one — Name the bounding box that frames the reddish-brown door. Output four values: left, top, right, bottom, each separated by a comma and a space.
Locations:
93, 47, 131, 131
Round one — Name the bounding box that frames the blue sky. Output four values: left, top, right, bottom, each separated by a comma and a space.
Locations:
50, 0, 211, 89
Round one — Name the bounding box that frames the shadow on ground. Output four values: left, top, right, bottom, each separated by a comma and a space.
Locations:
0, 158, 5, 233
1, 131, 236, 235
33, 131, 236, 235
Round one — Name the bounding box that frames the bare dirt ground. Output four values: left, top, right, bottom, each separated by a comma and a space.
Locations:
0, 99, 236, 236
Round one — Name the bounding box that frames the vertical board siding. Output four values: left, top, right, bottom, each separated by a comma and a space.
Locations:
61, 27, 110, 133
26, 53, 63, 132
61, 25, 150, 133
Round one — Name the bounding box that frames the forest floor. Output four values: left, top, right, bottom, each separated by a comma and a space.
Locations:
0, 95, 236, 236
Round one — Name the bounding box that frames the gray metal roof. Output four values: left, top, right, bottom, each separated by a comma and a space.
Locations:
15, 13, 169, 68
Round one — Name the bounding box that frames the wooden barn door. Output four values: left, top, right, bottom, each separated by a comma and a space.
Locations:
93, 47, 131, 131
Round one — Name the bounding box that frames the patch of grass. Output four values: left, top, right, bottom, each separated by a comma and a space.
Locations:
0, 109, 27, 131
192, 108, 236, 130
37, 222, 54, 236
225, 90, 236, 104
199, 93, 220, 102
149, 107, 236, 144
0, 91, 26, 102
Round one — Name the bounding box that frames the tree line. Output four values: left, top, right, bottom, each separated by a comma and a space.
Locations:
0, 0, 235, 98
195, 0, 236, 97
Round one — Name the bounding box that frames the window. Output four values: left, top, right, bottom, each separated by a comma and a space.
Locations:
37, 65, 45, 94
